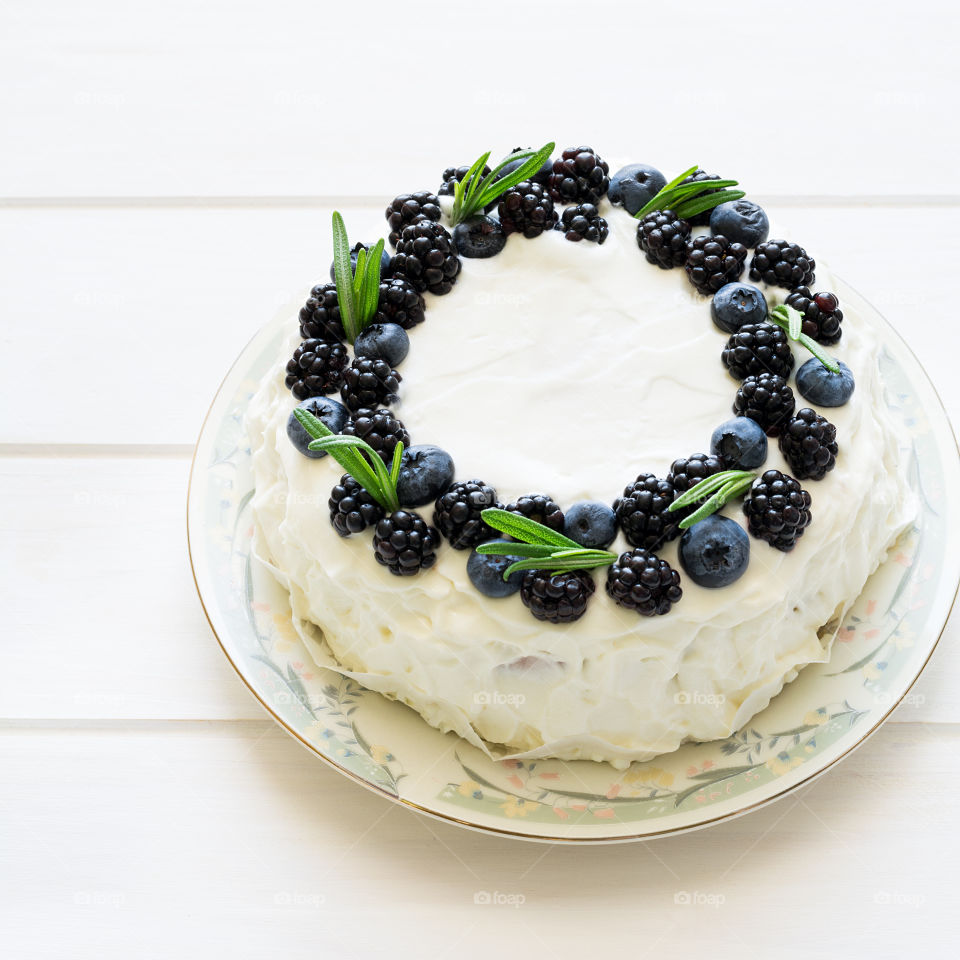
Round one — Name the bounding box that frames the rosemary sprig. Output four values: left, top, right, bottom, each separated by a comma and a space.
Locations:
768, 304, 841, 373
331, 211, 386, 344
477, 507, 617, 580
666, 469, 758, 530
634, 165, 745, 220
450, 143, 555, 225
294, 408, 401, 513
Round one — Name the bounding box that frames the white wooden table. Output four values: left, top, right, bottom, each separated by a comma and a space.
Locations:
3, 2, 959, 956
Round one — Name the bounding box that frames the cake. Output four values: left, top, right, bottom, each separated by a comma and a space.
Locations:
247, 147, 916, 769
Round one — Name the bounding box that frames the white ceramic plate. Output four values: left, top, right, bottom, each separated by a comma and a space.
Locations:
188, 278, 959, 842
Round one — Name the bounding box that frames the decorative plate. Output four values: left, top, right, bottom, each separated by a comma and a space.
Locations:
188, 278, 959, 843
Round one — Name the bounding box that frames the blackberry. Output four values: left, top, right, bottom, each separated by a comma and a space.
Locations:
721, 322, 794, 380
285, 338, 350, 399
778, 408, 838, 481
385, 191, 442, 248
547, 146, 610, 205
392, 219, 461, 296
733, 373, 797, 436
637, 209, 691, 269
497, 181, 558, 238
557, 203, 609, 244
372, 509, 440, 576
679, 169, 722, 226
298, 283, 346, 342
684, 234, 748, 295
438, 163, 495, 212
433, 479, 501, 550
329, 474, 385, 537
339, 357, 401, 412
520, 569, 595, 624
505, 493, 564, 532
373, 276, 426, 330
750, 240, 816, 289
668, 453, 727, 494
613, 473, 680, 550
784, 287, 843, 345
342, 407, 410, 462
743, 469, 812, 552
606, 548, 683, 616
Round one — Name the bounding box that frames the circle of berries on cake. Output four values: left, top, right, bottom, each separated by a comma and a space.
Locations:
605, 548, 683, 616
285, 338, 350, 399
547, 146, 610, 205
749, 239, 816, 289
373, 276, 426, 330
721, 322, 795, 380
392, 219, 462, 296
613, 473, 680, 550
298, 283, 346, 342
329, 475, 386, 537
684, 234, 748, 295
385, 191, 442, 248
372, 510, 441, 576
637, 209, 691, 269
733, 373, 797, 436
497, 181, 558, 238
433, 480, 502, 550
505, 493, 565, 532
339, 357, 401, 412
341, 407, 410, 462
778, 408, 839, 480
742, 469, 813, 551
557, 204, 609, 244
520, 569, 595, 624
678, 168, 723, 226
784, 287, 843, 345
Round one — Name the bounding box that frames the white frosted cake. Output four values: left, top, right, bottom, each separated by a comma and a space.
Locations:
247, 150, 915, 768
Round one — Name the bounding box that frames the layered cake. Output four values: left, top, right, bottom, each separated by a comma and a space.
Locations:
247, 146, 915, 768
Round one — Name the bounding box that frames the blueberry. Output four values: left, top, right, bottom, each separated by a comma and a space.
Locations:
354, 323, 410, 367
329, 242, 392, 283
453, 215, 506, 259
679, 516, 750, 588
563, 501, 617, 549
607, 163, 667, 215
795, 358, 856, 407
467, 541, 524, 598
493, 150, 553, 185
711, 282, 768, 333
710, 417, 768, 469
286, 396, 350, 458
709, 200, 770, 248
396, 445, 456, 506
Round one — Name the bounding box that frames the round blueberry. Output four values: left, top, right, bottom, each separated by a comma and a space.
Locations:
795, 358, 855, 407
711, 282, 768, 333
286, 396, 350, 458
396, 445, 456, 507
354, 323, 410, 367
467, 541, 524, 598
607, 163, 667, 216
679, 515, 750, 588
710, 417, 768, 469
329, 242, 392, 283
453, 215, 506, 259
563, 501, 617, 549
709, 200, 770, 248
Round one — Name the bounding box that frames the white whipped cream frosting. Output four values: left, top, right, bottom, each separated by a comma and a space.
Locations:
247, 201, 915, 769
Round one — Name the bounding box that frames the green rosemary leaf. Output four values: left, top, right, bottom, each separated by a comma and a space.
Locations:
389, 439, 404, 490
677, 490, 726, 530
356, 237, 385, 334
661, 164, 701, 193
454, 142, 554, 224
474, 542, 560, 559
668, 470, 756, 512
767, 306, 841, 373
501, 550, 617, 579
480, 506, 580, 548
677, 473, 759, 530
634, 165, 702, 218
484, 148, 535, 183
304, 429, 400, 512
293, 407, 332, 441
675, 189, 746, 219
332, 211, 358, 343
462, 151, 492, 205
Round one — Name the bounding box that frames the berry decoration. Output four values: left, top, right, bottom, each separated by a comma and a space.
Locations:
606, 548, 683, 616
778, 408, 839, 481
742, 470, 813, 552
557, 204, 609, 244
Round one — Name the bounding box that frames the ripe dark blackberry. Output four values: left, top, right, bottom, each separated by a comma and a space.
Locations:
743, 469, 812, 552
373, 276, 426, 330
613, 473, 680, 550
497, 181, 558, 238
391, 219, 461, 296
668, 453, 727, 495
750, 240, 816, 289
385, 191, 442, 248
329, 474, 385, 537
433, 479, 501, 550
733, 373, 797, 436
438, 163, 494, 211
684, 234, 748, 295
679, 169, 722, 226
285, 338, 350, 399
606, 548, 683, 616
342, 407, 409, 462
778, 408, 838, 481
721, 322, 794, 381
556, 203, 609, 244
339, 357, 401, 412
298, 282, 345, 342
784, 287, 843, 345
547, 146, 610, 205
637, 209, 691, 268
505, 493, 564, 532
372, 509, 440, 576
520, 569, 595, 624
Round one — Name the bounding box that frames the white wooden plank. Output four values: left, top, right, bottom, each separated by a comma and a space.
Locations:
1, 721, 956, 959
1, 203, 957, 445
1, 0, 958, 198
